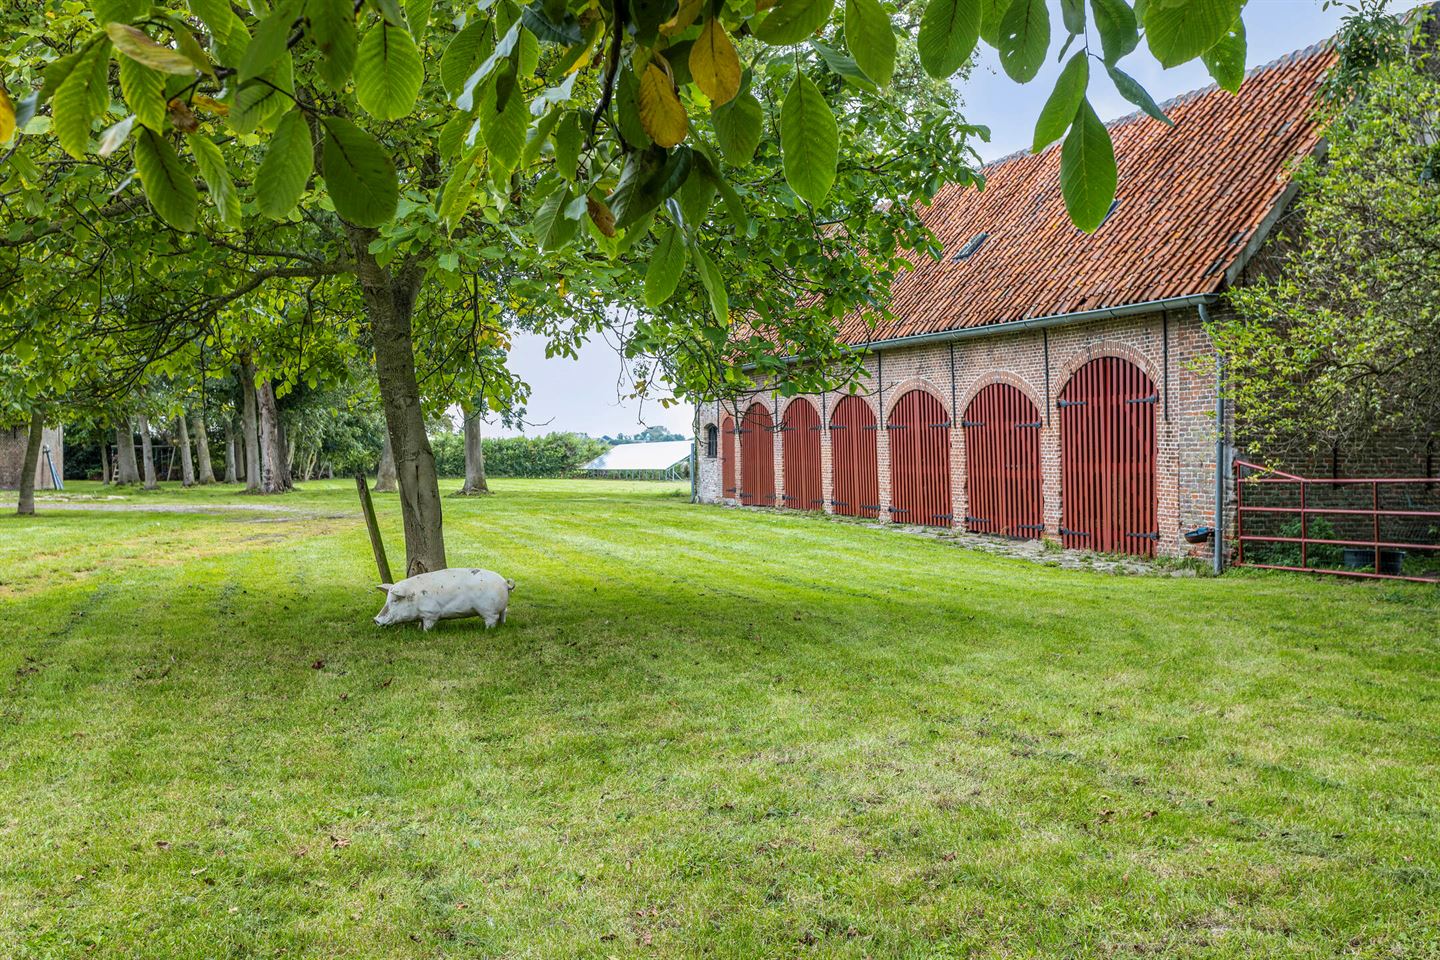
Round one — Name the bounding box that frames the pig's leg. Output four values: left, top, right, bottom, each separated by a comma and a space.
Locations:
422, 618, 437, 631
499, 609, 507, 625
483, 613, 499, 629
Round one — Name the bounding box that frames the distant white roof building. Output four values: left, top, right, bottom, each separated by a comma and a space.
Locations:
582, 440, 693, 478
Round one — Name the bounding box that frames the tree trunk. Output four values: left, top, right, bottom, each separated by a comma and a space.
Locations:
257, 380, 293, 493
373, 433, 398, 493
240, 362, 262, 493
458, 404, 491, 495
16, 410, 45, 516
194, 412, 216, 484
100, 437, 111, 485
138, 416, 158, 489
353, 236, 446, 576
178, 414, 196, 487
115, 422, 140, 484
224, 416, 239, 484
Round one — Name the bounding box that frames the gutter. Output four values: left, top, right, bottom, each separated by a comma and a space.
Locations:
1199, 300, 1226, 575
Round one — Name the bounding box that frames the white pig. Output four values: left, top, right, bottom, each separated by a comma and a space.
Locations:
373, 568, 515, 630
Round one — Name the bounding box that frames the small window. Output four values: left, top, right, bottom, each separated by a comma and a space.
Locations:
705, 424, 718, 458
951, 232, 988, 261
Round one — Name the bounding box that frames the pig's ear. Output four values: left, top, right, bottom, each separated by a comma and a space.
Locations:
376, 583, 393, 593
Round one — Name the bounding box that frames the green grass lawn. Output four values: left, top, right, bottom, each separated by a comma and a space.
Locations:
1, 479, 1437, 958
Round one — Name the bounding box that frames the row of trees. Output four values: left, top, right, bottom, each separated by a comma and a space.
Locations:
1, 0, 1275, 573
432, 430, 609, 479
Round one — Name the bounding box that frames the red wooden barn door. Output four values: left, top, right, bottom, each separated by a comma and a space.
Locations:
740, 403, 776, 506
781, 399, 823, 511
1059, 357, 1157, 556
888, 390, 953, 527
829, 395, 879, 519
721, 414, 736, 498
963, 383, 1044, 538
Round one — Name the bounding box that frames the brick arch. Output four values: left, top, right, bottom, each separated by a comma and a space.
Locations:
1055, 340, 1160, 396
957, 370, 1044, 415
881, 377, 951, 423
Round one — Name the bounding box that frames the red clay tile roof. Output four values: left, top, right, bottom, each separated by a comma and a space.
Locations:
835, 43, 1337, 347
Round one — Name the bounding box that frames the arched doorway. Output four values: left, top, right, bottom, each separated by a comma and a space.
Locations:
781, 399, 822, 511
721, 414, 736, 499
1059, 356, 1158, 556
829, 395, 879, 519
739, 403, 775, 506
888, 389, 952, 527
963, 383, 1043, 539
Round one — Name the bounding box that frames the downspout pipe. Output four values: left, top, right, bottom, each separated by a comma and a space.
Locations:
1199, 301, 1225, 575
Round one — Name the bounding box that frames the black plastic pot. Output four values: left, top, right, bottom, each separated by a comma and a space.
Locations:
1342, 547, 1406, 576
1183, 527, 1214, 544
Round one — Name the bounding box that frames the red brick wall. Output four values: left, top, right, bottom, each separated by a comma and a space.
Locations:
0, 424, 63, 491
697, 308, 1232, 560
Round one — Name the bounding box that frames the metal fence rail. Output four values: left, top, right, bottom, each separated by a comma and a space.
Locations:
1234, 459, 1440, 584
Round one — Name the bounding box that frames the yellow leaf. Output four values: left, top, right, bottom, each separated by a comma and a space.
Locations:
0, 84, 14, 145
105, 23, 198, 75
637, 63, 688, 148
690, 18, 741, 105
661, 0, 703, 35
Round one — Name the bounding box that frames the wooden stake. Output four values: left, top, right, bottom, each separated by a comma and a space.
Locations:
355, 471, 393, 584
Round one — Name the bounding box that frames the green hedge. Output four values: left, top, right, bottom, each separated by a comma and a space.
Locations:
430, 431, 610, 478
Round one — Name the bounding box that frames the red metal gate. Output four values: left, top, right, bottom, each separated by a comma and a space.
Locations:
888, 389, 953, 527
721, 414, 736, 498
781, 399, 823, 511
963, 383, 1043, 538
1058, 357, 1157, 556
830, 395, 879, 519
739, 402, 776, 506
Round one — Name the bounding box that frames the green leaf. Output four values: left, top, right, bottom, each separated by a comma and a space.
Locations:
698, 157, 749, 233
691, 242, 728, 325
616, 66, 652, 149
440, 18, 492, 98
1059, 97, 1116, 232
552, 109, 582, 179
240, 0, 297, 83
1060, 0, 1085, 33
97, 114, 136, 156
438, 145, 483, 230
979, 0, 1011, 46
321, 115, 399, 227
188, 133, 240, 227
53, 39, 112, 159
133, 127, 198, 230
811, 41, 877, 93
256, 108, 313, 219
712, 86, 762, 166
534, 183, 582, 250
456, 21, 521, 110
644, 224, 687, 307
1201, 18, 1246, 92
1106, 63, 1171, 125
188, 0, 236, 44
846, 0, 896, 85
368, 0, 408, 27
754, 0, 837, 46
1145, 0, 1242, 68
1032, 50, 1086, 153
521, 1, 583, 45
406, 0, 434, 41
105, 24, 198, 75
41, 47, 89, 104
307, 0, 358, 90
998, 0, 1048, 82
1088, 0, 1137, 63
355, 22, 424, 120
478, 70, 529, 171
780, 72, 838, 207
917, 0, 980, 79
118, 56, 166, 131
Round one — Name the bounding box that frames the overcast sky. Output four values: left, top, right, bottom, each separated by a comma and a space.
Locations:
491, 0, 1415, 439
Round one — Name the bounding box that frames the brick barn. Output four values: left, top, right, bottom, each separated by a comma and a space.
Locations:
695, 43, 1347, 563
